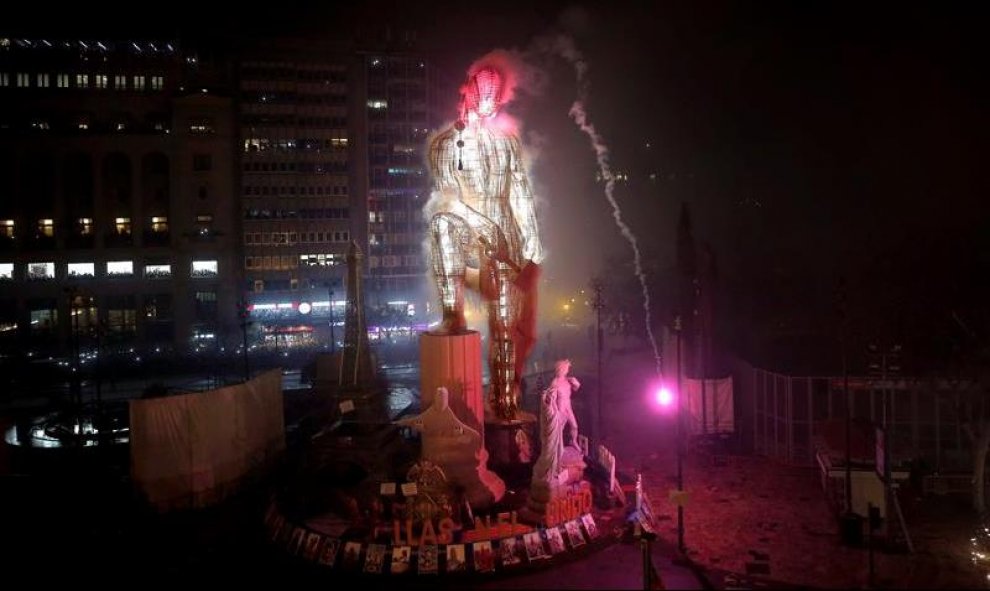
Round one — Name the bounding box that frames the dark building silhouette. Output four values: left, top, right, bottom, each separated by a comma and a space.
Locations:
0, 37, 239, 355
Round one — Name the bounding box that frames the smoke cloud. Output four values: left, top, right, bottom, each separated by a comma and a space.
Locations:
536, 33, 664, 378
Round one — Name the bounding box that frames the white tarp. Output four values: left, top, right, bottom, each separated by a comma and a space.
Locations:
684, 377, 734, 435
129, 369, 285, 510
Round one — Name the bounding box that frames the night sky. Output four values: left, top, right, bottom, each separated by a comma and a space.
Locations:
6, 1, 987, 364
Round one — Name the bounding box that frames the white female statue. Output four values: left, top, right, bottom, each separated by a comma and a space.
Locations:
531, 379, 565, 487
550, 358, 581, 449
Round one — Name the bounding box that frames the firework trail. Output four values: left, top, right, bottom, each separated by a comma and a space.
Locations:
543, 35, 663, 378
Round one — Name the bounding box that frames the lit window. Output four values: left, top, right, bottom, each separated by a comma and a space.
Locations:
151, 75, 163, 90
150, 216, 168, 233
95, 74, 107, 89
144, 264, 171, 278
36, 73, 50, 88
30, 120, 50, 130
67, 262, 95, 277
57, 74, 69, 88
75, 74, 89, 88
77, 217, 93, 236
188, 119, 214, 134
114, 75, 126, 89
37, 219, 54, 237
107, 260, 134, 276
133, 75, 145, 90
114, 217, 131, 235
0, 73, 8, 87
367, 99, 388, 109
191, 260, 218, 277
27, 262, 54, 280
1, 219, 14, 239
331, 137, 348, 147
0, 263, 12, 279
115, 121, 126, 131
16, 73, 29, 87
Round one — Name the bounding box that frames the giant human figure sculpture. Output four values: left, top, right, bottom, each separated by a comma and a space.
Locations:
427, 64, 543, 420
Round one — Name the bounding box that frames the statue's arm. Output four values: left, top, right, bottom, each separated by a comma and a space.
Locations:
507, 136, 544, 264
427, 129, 462, 208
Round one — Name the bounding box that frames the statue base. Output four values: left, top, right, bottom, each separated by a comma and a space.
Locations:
484, 413, 538, 488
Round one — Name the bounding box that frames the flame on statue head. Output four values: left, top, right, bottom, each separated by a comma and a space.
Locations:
458, 49, 531, 125
460, 65, 503, 120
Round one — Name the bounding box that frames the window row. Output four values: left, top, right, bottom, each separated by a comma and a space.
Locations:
243, 230, 349, 245
239, 66, 347, 83
244, 253, 344, 270
244, 208, 350, 220
242, 92, 347, 106
5, 114, 171, 134
243, 137, 347, 152
242, 161, 348, 174
367, 255, 421, 268
0, 216, 214, 239
241, 115, 347, 128
243, 184, 348, 197
0, 72, 164, 90
0, 260, 218, 280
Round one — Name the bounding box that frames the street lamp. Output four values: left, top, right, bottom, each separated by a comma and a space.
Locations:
236, 297, 251, 382
590, 278, 605, 442
674, 313, 685, 553
326, 281, 336, 355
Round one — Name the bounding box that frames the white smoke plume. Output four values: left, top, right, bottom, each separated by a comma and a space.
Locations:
539, 34, 664, 378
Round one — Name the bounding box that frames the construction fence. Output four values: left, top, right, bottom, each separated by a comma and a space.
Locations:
734, 361, 980, 472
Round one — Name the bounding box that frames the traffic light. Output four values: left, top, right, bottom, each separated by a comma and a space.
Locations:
236, 299, 249, 322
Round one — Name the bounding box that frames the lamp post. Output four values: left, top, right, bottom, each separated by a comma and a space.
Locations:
328, 282, 336, 355
675, 313, 685, 553
590, 279, 605, 442
237, 297, 251, 382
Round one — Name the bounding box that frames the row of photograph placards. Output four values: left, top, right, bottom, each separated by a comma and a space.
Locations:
265, 503, 600, 574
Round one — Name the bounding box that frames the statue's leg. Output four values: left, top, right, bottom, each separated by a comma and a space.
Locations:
487, 258, 520, 419
430, 213, 470, 333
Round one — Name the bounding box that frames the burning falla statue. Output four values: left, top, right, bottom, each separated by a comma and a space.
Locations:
427, 64, 543, 420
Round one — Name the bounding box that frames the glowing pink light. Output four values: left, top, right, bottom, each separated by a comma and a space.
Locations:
656, 386, 674, 407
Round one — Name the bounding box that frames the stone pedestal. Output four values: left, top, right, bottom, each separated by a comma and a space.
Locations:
520, 447, 588, 524
484, 413, 539, 487
420, 331, 485, 435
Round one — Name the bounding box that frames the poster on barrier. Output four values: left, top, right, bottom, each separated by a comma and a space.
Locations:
545, 527, 566, 554
524, 531, 548, 560
472, 541, 495, 572
418, 544, 438, 574
302, 532, 323, 560
288, 527, 306, 554
317, 538, 340, 567
581, 514, 599, 539
446, 544, 467, 572
564, 520, 586, 548
364, 544, 386, 574
391, 546, 412, 574
341, 541, 363, 570
499, 536, 525, 566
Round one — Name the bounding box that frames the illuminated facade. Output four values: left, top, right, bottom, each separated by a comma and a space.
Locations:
237, 38, 442, 347
427, 65, 543, 419
0, 38, 239, 354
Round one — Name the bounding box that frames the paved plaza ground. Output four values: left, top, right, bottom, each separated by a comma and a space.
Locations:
1, 334, 986, 588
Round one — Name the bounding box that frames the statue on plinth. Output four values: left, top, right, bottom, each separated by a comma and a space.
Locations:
396, 387, 505, 509
426, 63, 543, 421
524, 361, 587, 521
551, 359, 581, 449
